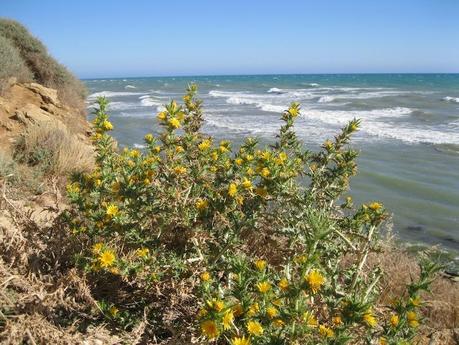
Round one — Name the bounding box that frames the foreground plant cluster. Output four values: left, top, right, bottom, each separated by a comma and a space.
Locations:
65, 85, 439, 344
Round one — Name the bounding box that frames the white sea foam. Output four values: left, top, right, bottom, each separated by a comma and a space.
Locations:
267, 87, 286, 94
133, 143, 147, 149
140, 97, 162, 107
125, 85, 137, 89
87, 90, 147, 100
443, 96, 459, 103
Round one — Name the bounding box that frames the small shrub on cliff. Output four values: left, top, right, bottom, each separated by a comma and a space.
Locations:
0, 18, 86, 111
65, 85, 440, 344
0, 35, 32, 92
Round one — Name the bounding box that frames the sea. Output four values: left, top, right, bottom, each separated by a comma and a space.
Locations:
84, 74, 459, 265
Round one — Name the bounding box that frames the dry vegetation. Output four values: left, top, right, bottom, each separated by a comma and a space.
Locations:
0, 18, 86, 113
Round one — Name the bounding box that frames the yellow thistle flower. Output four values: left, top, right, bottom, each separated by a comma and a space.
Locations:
95, 179, 102, 187
197, 307, 208, 318
273, 319, 285, 328
130, 149, 140, 158
247, 303, 259, 317
99, 250, 116, 268
210, 299, 225, 312
410, 295, 421, 306
266, 306, 278, 319
175, 145, 184, 153
136, 247, 149, 259
92, 242, 103, 254
256, 281, 271, 294
390, 314, 399, 327
102, 120, 113, 131
157, 111, 167, 121
174, 166, 187, 175
106, 204, 119, 217
222, 310, 234, 330
235, 195, 244, 205
246, 167, 254, 176
211, 151, 219, 161
109, 306, 119, 317
303, 311, 318, 327
319, 325, 334, 338
363, 310, 377, 327
168, 117, 180, 129
228, 183, 238, 197
407, 311, 419, 328
247, 320, 263, 336
241, 178, 252, 190
144, 133, 154, 143
219, 145, 229, 153
260, 167, 270, 178
201, 320, 219, 339
232, 303, 243, 317
198, 139, 212, 151
231, 336, 250, 345
278, 278, 289, 291
245, 154, 254, 161
350, 122, 359, 132
305, 269, 325, 294
154, 145, 161, 153
288, 105, 299, 117
235, 158, 243, 165
368, 202, 382, 211
200, 271, 211, 282
66, 182, 80, 194
332, 315, 343, 325
255, 259, 267, 271
324, 139, 333, 150
379, 337, 388, 345
196, 199, 208, 211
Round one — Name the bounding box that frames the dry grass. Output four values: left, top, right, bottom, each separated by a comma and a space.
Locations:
14, 122, 94, 176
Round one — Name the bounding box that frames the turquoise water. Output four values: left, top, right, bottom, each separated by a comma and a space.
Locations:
84, 74, 459, 257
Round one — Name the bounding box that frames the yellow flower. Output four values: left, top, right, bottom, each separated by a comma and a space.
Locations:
319, 325, 335, 338
99, 250, 116, 268
198, 139, 212, 151
363, 310, 377, 328
305, 269, 325, 294
245, 154, 254, 161
255, 259, 266, 271
222, 310, 234, 330
92, 242, 103, 254
196, 199, 208, 211
168, 117, 180, 129
247, 320, 263, 336
109, 306, 119, 317
200, 271, 211, 282
368, 202, 382, 211
246, 167, 254, 176
136, 247, 149, 259
390, 314, 399, 327
231, 336, 250, 345
201, 320, 219, 339
241, 178, 252, 190
106, 204, 119, 217
247, 303, 259, 317
288, 105, 299, 117
332, 315, 343, 325
272, 319, 285, 329
197, 308, 208, 318
154, 145, 161, 153
144, 133, 154, 143
174, 166, 187, 175
266, 306, 278, 319
66, 182, 80, 194
211, 299, 225, 312
175, 145, 184, 153
407, 311, 419, 328
130, 149, 140, 158
260, 167, 270, 178
102, 120, 113, 131
303, 311, 318, 327
157, 111, 167, 121
235, 158, 243, 165
228, 183, 238, 197
256, 281, 271, 294
410, 295, 421, 307
219, 145, 229, 153
278, 278, 289, 291
379, 337, 388, 345
111, 181, 121, 192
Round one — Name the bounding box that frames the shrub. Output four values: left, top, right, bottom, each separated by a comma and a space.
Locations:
14, 122, 94, 176
0, 18, 86, 112
65, 85, 440, 344
0, 35, 32, 93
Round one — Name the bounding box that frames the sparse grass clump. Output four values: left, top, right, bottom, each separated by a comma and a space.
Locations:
0, 18, 86, 111
63, 85, 443, 344
14, 122, 94, 176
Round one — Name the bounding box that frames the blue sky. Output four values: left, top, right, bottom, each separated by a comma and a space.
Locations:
2, 0, 458, 78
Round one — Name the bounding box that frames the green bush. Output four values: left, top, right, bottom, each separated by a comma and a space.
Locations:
65, 85, 440, 344
0, 35, 32, 92
0, 18, 86, 111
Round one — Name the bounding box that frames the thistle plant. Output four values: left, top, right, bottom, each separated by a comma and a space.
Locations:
65, 84, 439, 342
